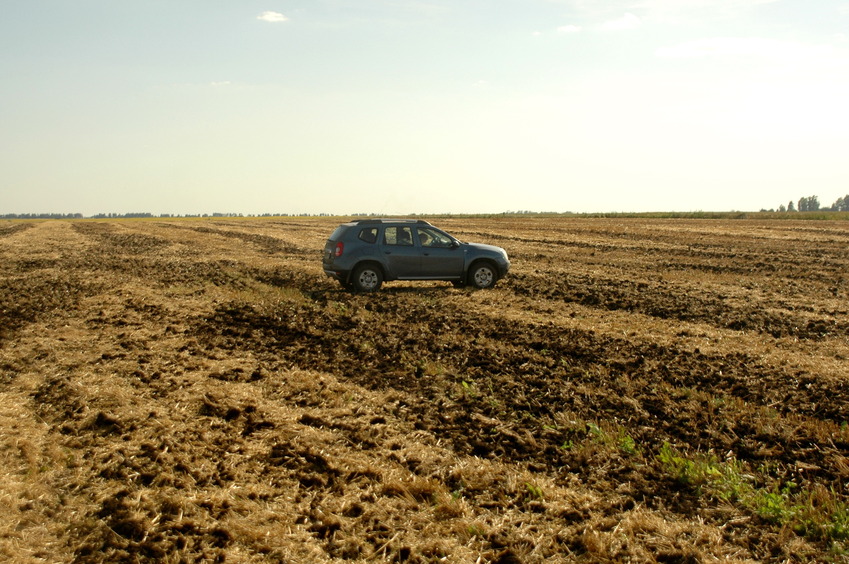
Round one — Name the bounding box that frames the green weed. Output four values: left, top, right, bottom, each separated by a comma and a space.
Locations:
587, 422, 641, 456
618, 434, 638, 456
525, 483, 544, 500
658, 443, 849, 548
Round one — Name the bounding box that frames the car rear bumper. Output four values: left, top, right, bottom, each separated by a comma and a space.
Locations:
324, 268, 349, 282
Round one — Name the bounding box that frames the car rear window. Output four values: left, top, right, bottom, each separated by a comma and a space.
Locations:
358, 228, 378, 244
329, 226, 347, 240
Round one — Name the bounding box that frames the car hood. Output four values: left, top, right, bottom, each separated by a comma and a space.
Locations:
464, 242, 507, 255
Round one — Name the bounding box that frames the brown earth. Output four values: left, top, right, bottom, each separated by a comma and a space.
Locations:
1, 216, 848, 563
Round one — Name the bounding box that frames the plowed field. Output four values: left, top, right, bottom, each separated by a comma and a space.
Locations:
1, 217, 848, 563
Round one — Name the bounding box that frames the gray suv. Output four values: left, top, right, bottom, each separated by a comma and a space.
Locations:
322, 219, 510, 292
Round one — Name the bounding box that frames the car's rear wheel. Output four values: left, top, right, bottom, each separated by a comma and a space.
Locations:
469, 262, 497, 289
351, 263, 383, 292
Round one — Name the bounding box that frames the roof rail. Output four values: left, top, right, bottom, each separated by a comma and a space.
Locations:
351, 218, 432, 225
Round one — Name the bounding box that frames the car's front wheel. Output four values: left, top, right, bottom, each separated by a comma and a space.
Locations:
469, 262, 497, 289
351, 263, 383, 292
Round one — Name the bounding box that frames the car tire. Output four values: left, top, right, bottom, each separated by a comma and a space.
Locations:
469, 262, 497, 289
351, 263, 383, 292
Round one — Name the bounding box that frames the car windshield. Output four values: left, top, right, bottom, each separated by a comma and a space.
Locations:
418, 227, 455, 248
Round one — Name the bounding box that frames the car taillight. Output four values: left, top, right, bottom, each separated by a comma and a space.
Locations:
334, 242, 344, 257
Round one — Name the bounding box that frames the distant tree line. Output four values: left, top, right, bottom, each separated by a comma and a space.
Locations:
767, 195, 849, 213
112, 212, 334, 218
1, 213, 84, 219
500, 210, 562, 215
5, 202, 848, 220
91, 212, 156, 218
1, 212, 334, 220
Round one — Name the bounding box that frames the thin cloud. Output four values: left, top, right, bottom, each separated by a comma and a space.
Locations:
566, 0, 778, 25
557, 24, 583, 34
635, 0, 777, 11
636, 0, 778, 24
257, 11, 289, 23
655, 37, 832, 60
599, 12, 641, 31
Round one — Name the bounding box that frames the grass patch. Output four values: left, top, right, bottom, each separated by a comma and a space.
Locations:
586, 422, 642, 457
658, 443, 849, 549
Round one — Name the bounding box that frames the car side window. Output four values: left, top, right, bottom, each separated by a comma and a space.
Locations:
358, 228, 378, 244
384, 226, 413, 246
419, 227, 453, 248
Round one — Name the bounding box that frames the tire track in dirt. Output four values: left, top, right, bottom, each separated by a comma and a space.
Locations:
505, 271, 848, 340
71, 222, 172, 253
1, 224, 103, 344
0, 223, 35, 238
183, 225, 314, 256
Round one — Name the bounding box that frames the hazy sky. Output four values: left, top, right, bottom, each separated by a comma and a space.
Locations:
2, 1, 848, 216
